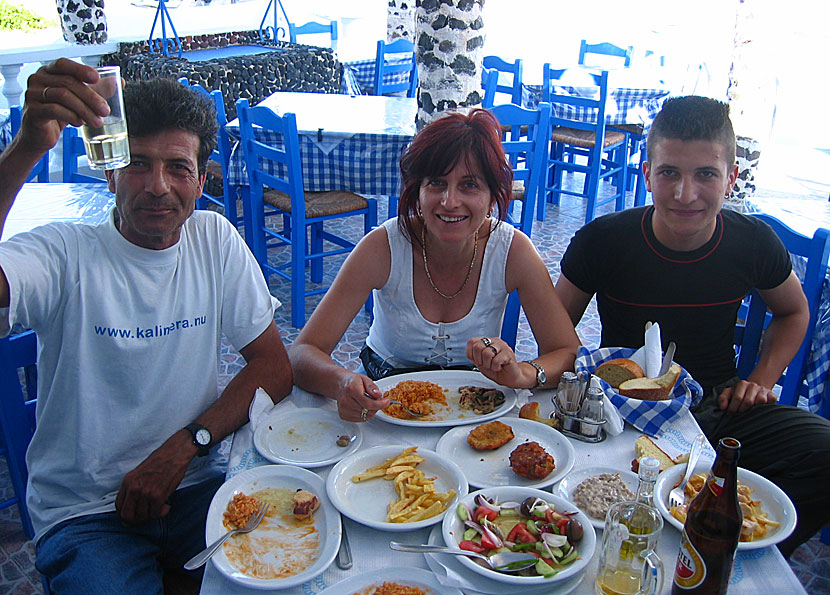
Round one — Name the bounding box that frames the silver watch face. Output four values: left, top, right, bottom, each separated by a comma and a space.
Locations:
195, 428, 211, 446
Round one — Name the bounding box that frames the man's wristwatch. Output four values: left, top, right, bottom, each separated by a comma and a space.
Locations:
526, 360, 546, 388
184, 423, 212, 457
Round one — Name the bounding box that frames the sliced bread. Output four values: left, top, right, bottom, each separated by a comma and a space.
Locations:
619, 363, 681, 400
594, 358, 645, 388
634, 435, 677, 471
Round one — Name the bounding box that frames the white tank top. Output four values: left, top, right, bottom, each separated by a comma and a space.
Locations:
365, 217, 513, 368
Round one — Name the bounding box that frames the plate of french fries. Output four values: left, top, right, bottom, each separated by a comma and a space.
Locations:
654, 462, 797, 550
325, 445, 468, 531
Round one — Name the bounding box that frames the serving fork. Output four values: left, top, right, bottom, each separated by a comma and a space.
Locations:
668, 434, 706, 509
365, 391, 427, 417
184, 501, 269, 570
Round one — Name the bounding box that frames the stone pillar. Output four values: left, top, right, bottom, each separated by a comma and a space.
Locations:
56, 0, 108, 44
414, 0, 485, 130
387, 0, 415, 42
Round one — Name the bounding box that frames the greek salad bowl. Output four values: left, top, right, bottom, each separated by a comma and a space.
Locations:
441, 486, 596, 585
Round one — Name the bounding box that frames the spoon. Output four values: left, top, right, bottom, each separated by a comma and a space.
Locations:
365, 392, 427, 418
389, 542, 538, 572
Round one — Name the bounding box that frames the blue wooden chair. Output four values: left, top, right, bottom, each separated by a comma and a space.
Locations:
9, 106, 50, 182
537, 68, 628, 224
178, 78, 239, 227
288, 20, 337, 50
0, 330, 37, 540
578, 40, 633, 68
734, 214, 830, 409
62, 127, 106, 183
481, 55, 523, 107
236, 98, 377, 328
373, 38, 418, 98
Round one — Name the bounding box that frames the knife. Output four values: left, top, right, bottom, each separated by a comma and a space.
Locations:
658, 341, 676, 376
336, 516, 353, 570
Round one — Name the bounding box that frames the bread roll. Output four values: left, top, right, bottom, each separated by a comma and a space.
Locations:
618, 363, 681, 401
519, 401, 557, 428
594, 358, 645, 388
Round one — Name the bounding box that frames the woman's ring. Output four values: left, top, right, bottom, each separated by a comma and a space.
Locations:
481, 337, 492, 347
42, 86, 51, 103
360, 407, 368, 421
489, 345, 498, 356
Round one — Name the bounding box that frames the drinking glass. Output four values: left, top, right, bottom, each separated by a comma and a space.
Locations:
595, 501, 664, 595
80, 66, 130, 170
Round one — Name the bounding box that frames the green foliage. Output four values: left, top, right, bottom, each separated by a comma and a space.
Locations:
0, 0, 57, 32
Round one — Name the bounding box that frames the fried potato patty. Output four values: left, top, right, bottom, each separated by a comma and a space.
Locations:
467, 420, 515, 450
509, 441, 555, 479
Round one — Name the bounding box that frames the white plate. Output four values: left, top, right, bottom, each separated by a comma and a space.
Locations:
442, 486, 596, 586
557, 466, 639, 530
253, 408, 362, 468
374, 370, 518, 427
435, 418, 575, 489
326, 445, 468, 531
425, 525, 586, 595
206, 465, 340, 589
318, 566, 462, 595
654, 462, 797, 550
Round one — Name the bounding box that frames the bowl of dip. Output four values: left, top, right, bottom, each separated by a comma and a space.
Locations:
557, 466, 638, 530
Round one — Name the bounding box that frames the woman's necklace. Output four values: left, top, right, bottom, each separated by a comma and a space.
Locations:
421, 225, 479, 300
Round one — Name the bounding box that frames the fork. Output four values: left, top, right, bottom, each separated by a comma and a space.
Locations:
184, 501, 269, 570
366, 391, 427, 418
668, 433, 706, 509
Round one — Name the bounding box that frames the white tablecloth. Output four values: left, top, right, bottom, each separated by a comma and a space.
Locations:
200, 386, 805, 595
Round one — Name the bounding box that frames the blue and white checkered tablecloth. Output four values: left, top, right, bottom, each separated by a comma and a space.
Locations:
344, 58, 413, 96
523, 83, 669, 128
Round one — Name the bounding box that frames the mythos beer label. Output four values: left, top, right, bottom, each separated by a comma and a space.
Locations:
706, 473, 726, 497
674, 529, 707, 589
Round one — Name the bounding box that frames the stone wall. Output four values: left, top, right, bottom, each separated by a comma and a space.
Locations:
101, 31, 342, 120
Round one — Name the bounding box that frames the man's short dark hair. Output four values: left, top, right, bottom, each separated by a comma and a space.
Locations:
647, 96, 736, 166
123, 78, 218, 175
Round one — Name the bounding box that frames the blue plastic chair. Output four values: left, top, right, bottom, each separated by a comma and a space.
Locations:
236, 98, 378, 328
734, 214, 830, 410
538, 68, 628, 224
481, 55, 523, 107
578, 40, 633, 68
178, 78, 239, 227
62, 127, 106, 183
373, 38, 418, 98
9, 106, 50, 182
288, 20, 337, 50
0, 330, 37, 540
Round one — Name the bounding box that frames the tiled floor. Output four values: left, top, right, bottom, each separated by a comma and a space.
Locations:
2, 171, 830, 593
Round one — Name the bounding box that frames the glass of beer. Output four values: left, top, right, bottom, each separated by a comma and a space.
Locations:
81, 66, 130, 170
596, 501, 665, 595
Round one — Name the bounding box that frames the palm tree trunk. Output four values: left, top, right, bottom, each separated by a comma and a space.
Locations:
414, 0, 486, 129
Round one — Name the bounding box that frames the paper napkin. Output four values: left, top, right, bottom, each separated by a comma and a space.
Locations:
644, 322, 663, 377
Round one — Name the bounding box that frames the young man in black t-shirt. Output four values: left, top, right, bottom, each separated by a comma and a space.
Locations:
556, 96, 830, 557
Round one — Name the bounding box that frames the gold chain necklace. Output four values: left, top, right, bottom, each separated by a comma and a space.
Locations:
421, 226, 479, 299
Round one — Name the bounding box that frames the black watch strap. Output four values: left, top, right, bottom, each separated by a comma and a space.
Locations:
184, 422, 212, 457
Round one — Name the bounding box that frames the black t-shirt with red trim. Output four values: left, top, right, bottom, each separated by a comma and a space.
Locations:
561, 206, 791, 390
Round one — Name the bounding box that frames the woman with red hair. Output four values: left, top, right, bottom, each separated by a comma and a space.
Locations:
289, 109, 579, 422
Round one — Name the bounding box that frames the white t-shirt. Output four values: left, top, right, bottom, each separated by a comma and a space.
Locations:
366, 218, 512, 368
0, 209, 278, 542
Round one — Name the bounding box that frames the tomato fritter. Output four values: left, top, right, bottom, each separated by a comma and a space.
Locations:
467, 420, 515, 450
509, 441, 555, 479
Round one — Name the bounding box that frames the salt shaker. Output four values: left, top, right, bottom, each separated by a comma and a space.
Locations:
579, 386, 605, 437
556, 371, 580, 431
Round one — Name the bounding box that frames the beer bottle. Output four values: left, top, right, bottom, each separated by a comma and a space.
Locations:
671, 437, 741, 594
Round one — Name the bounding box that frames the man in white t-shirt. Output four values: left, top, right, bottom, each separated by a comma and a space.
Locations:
0, 59, 293, 592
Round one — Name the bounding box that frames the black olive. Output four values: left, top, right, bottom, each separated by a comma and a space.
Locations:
566, 518, 584, 542
520, 496, 537, 517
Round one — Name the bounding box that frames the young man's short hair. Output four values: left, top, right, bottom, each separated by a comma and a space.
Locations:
123, 78, 218, 175
647, 96, 736, 166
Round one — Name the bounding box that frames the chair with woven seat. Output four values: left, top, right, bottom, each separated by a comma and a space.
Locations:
537, 67, 628, 224
373, 38, 418, 98
734, 214, 830, 411
62, 127, 106, 183
578, 40, 633, 68
9, 106, 50, 182
178, 78, 238, 227
481, 55, 523, 107
288, 20, 338, 50
236, 98, 378, 328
